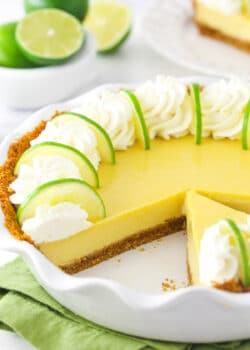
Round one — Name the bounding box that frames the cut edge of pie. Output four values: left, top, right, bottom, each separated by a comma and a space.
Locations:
185, 191, 250, 292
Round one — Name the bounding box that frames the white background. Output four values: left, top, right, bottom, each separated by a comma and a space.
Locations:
0, 0, 196, 348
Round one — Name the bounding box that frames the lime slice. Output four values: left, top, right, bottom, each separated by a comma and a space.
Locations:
242, 100, 250, 150
24, 0, 89, 21
225, 218, 250, 287
122, 90, 150, 150
16, 9, 84, 66
53, 112, 116, 164
17, 178, 106, 224
190, 83, 202, 145
85, 0, 131, 53
14, 142, 99, 188
0, 22, 35, 68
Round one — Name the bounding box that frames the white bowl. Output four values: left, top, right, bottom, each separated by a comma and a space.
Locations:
0, 32, 96, 109
0, 77, 249, 344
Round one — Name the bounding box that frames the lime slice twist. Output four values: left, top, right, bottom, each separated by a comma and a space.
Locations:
17, 178, 106, 224
225, 218, 250, 287
14, 141, 99, 188
54, 112, 116, 164
191, 83, 202, 145
123, 90, 150, 150
241, 99, 250, 150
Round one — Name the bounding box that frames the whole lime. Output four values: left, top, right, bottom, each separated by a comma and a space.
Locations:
24, 0, 89, 21
0, 22, 35, 68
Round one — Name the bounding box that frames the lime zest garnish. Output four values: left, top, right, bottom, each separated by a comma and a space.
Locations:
241, 99, 250, 150
190, 83, 202, 145
225, 218, 250, 287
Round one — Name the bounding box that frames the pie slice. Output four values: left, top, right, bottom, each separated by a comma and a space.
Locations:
193, 0, 250, 52
185, 191, 249, 291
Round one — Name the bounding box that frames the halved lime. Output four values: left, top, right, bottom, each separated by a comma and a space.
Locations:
53, 112, 116, 164
190, 83, 202, 145
242, 99, 250, 150
122, 90, 150, 150
24, 0, 89, 21
17, 178, 106, 224
14, 142, 99, 188
224, 218, 250, 287
0, 22, 35, 68
84, 0, 131, 53
16, 9, 84, 66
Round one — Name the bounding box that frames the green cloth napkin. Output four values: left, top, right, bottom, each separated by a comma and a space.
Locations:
0, 257, 247, 350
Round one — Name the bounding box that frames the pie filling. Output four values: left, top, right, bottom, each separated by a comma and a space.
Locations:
2, 76, 250, 292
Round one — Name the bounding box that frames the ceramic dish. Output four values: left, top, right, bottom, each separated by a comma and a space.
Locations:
0, 32, 96, 109
140, 0, 250, 79
0, 77, 250, 344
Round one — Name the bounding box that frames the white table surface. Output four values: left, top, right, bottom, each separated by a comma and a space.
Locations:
0, 1, 201, 348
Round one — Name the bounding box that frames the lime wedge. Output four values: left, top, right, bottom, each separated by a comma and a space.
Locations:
0, 22, 35, 68
24, 0, 89, 21
17, 178, 106, 224
122, 90, 150, 150
242, 100, 250, 150
190, 83, 202, 145
53, 112, 116, 164
14, 142, 99, 188
16, 9, 84, 66
85, 0, 131, 53
224, 219, 250, 287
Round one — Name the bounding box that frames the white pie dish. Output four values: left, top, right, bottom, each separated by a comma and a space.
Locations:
0, 77, 250, 344
0, 32, 95, 110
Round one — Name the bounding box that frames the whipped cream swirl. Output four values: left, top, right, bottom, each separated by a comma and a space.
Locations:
135, 76, 192, 139
199, 219, 250, 286
31, 118, 100, 169
22, 202, 92, 243
200, 79, 250, 139
198, 0, 242, 15
10, 156, 82, 205
74, 90, 135, 150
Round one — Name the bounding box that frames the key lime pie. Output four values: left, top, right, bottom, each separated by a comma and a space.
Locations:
193, 0, 250, 51
2, 76, 250, 292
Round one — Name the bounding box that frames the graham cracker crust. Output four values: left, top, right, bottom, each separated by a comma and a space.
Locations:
0, 111, 63, 244
214, 280, 250, 293
60, 216, 186, 274
195, 20, 250, 53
